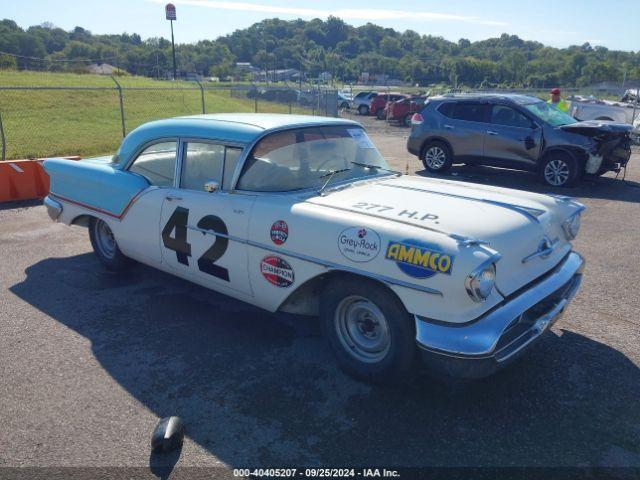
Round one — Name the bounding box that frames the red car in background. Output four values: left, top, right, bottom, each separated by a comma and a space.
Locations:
370, 92, 409, 119
385, 96, 429, 126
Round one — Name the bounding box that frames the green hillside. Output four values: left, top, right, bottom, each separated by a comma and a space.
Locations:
0, 71, 301, 159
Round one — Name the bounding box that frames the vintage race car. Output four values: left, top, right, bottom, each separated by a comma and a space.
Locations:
43, 114, 585, 382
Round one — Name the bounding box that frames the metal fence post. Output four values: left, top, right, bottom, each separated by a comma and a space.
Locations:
196, 80, 205, 114
0, 109, 6, 161
254, 96, 258, 113
111, 76, 126, 137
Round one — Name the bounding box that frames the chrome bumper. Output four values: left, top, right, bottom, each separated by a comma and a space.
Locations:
44, 195, 63, 221
415, 252, 584, 378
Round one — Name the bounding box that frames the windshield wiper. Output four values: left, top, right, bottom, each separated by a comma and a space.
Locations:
350, 161, 402, 176
318, 168, 351, 196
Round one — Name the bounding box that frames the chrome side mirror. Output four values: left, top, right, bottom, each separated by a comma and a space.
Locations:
204, 180, 219, 193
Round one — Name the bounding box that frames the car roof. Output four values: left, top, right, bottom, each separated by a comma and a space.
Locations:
433, 93, 541, 104
115, 113, 361, 167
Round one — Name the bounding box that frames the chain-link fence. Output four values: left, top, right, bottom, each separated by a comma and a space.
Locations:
0, 81, 339, 160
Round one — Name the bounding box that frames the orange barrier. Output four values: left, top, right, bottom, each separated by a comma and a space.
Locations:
0, 156, 81, 203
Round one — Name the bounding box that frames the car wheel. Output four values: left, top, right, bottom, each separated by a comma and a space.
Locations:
89, 218, 133, 271
320, 277, 417, 383
421, 141, 453, 173
358, 105, 369, 115
339, 102, 349, 110
540, 154, 578, 187
403, 113, 413, 127
376, 109, 386, 120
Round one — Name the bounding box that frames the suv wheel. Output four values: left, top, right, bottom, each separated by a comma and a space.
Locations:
421, 141, 453, 173
376, 108, 386, 120
540, 154, 578, 187
403, 113, 413, 127
358, 105, 369, 115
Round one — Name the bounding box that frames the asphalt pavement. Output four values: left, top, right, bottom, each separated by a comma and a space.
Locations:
1, 132, 639, 478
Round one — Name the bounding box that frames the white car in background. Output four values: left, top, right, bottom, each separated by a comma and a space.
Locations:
43, 114, 585, 382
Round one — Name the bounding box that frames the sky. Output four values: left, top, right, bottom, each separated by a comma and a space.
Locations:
3, 0, 639, 51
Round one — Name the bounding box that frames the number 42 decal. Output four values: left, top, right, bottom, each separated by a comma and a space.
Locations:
161, 206, 230, 281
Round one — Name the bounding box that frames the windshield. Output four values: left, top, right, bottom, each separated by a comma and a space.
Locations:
236, 125, 391, 192
523, 101, 577, 127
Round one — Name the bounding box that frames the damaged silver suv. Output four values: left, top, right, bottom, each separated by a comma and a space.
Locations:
407, 94, 633, 187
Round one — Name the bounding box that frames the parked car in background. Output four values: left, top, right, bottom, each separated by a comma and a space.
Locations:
337, 91, 352, 110
386, 96, 429, 126
407, 94, 633, 187
371, 93, 409, 119
352, 91, 377, 115
42, 113, 585, 382
570, 93, 639, 124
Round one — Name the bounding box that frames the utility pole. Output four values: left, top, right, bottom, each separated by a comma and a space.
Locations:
165, 4, 177, 80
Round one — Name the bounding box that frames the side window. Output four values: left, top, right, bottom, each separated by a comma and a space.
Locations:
180, 142, 225, 191
128, 141, 177, 187
223, 147, 242, 190
452, 102, 488, 122
437, 102, 455, 118
491, 105, 533, 128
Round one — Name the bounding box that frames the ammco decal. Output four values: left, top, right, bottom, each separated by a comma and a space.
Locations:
338, 227, 381, 262
260, 255, 295, 287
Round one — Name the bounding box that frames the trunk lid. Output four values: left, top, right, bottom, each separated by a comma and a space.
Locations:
307, 175, 576, 295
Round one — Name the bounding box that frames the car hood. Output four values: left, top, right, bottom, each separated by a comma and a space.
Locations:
560, 120, 633, 136
306, 175, 583, 295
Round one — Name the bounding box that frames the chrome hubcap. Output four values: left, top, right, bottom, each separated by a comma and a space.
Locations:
334, 295, 391, 363
95, 220, 116, 259
544, 159, 570, 186
425, 146, 446, 170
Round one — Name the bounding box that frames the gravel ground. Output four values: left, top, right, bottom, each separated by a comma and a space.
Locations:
1, 124, 639, 478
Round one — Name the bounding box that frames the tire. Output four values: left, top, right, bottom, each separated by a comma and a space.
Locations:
421, 140, 453, 173
89, 217, 133, 271
339, 102, 350, 110
376, 108, 386, 120
540, 153, 579, 187
320, 277, 417, 383
403, 113, 413, 127
358, 104, 369, 116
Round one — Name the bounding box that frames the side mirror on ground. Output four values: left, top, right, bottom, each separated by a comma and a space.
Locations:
204, 180, 219, 193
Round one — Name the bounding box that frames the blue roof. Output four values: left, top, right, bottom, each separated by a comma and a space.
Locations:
115, 113, 361, 168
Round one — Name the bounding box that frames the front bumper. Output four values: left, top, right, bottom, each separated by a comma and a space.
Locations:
415, 252, 584, 378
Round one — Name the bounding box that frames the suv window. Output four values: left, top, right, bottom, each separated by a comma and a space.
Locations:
129, 141, 177, 187
491, 105, 533, 128
437, 102, 455, 117
451, 102, 488, 122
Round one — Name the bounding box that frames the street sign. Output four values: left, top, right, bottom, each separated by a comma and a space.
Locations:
165, 3, 176, 20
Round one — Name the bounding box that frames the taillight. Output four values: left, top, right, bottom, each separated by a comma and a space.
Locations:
411, 113, 424, 125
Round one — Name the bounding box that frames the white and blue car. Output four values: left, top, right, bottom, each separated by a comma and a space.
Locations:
43, 114, 585, 382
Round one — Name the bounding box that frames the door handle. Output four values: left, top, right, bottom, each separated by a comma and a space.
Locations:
486, 130, 499, 135
166, 194, 183, 201
444, 124, 454, 129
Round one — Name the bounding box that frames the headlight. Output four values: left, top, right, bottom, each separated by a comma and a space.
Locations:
562, 212, 581, 240
465, 263, 496, 302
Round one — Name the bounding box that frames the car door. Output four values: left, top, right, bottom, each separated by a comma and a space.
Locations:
483, 104, 542, 169
117, 140, 179, 266
159, 140, 255, 296
438, 101, 489, 162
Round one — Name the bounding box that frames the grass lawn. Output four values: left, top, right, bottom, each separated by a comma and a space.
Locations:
0, 71, 311, 159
